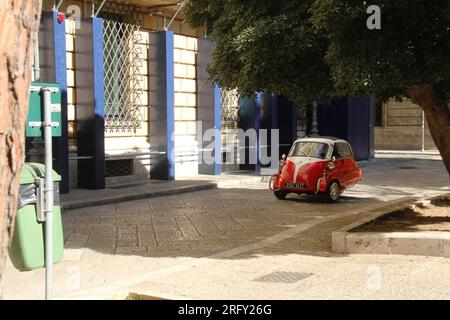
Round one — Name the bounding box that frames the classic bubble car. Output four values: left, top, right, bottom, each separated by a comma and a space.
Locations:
269, 137, 363, 202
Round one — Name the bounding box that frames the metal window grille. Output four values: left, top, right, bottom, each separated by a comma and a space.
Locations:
220, 89, 240, 130
105, 159, 134, 177
103, 19, 144, 131
221, 89, 240, 168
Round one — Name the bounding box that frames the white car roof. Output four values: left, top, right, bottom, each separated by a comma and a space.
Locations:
293, 136, 348, 145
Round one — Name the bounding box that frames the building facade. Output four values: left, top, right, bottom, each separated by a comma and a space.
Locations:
375, 99, 437, 151
29, 0, 378, 194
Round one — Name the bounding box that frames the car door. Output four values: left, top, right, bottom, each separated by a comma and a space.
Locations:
339, 142, 358, 186
330, 143, 346, 185
334, 143, 353, 187
344, 144, 361, 185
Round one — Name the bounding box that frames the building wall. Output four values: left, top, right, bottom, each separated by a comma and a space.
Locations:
44, 0, 204, 187
173, 34, 199, 177
375, 99, 437, 150
103, 29, 152, 186
65, 18, 78, 189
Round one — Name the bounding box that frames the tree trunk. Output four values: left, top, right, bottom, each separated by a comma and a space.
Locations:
0, 0, 42, 296
405, 85, 450, 176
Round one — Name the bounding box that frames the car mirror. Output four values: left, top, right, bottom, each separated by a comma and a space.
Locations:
281, 154, 286, 161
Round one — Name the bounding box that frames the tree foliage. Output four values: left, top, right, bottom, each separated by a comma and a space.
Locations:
184, 0, 450, 174
184, 0, 333, 105
184, 0, 450, 102
311, 0, 450, 101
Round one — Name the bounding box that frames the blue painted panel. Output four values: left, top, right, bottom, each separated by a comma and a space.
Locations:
75, 17, 105, 189
52, 10, 69, 193
276, 95, 297, 157
149, 31, 175, 180
92, 17, 105, 120
91, 17, 106, 188
255, 92, 262, 172
165, 31, 175, 180
213, 85, 222, 175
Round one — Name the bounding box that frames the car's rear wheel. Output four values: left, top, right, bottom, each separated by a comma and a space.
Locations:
326, 181, 340, 202
274, 190, 287, 200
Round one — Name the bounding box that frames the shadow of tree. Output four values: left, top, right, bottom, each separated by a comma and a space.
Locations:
62, 157, 449, 260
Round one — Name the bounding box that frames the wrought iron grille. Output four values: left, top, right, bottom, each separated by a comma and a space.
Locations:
105, 159, 134, 177
220, 89, 240, 130
103, 19, 144, 131
220, 89, 240, 169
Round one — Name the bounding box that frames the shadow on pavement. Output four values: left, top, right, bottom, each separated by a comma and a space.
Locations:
62, 157, 449, 260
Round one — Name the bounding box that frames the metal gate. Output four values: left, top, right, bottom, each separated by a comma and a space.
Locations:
102, 19, 144, 131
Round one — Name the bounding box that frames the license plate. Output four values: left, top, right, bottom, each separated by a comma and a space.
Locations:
285, 182, 306, 189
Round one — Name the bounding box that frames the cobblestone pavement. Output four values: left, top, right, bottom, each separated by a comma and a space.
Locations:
2, 156, 450, 299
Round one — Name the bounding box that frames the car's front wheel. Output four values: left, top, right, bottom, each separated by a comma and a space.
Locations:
326, 181, 340, 202
274, 190, 287, 200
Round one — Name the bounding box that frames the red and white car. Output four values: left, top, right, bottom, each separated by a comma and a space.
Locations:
270, 137, 363, 202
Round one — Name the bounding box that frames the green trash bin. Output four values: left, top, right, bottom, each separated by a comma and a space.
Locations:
9, 163, 64, 271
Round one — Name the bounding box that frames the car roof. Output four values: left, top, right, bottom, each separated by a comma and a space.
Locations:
293, 136, 349, 145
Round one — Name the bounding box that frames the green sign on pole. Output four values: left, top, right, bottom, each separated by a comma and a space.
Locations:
26, 82, 62, 137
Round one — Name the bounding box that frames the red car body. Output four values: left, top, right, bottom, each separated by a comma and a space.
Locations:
270, 137, 363, 202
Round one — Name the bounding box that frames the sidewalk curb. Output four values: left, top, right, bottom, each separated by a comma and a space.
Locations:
62, 183, 218, 210
332, 193, 450, 257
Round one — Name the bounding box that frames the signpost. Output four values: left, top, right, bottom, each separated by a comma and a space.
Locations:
26, 82, 61, 300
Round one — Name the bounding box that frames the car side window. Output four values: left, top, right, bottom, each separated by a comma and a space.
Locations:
332, 144, 341, 159
332, 143, 353, 159
337, 143, 353, 158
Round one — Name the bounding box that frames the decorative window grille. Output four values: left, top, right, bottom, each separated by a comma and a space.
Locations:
221, 89, 240, 169
105, 159, 134, 177
103, 19, 144, 131
220, 89, 240, 130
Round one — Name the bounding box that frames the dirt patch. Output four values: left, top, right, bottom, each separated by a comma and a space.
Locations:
352, 196, 450, 233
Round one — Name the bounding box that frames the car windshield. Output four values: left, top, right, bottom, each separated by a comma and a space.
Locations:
288, 142, 329, 159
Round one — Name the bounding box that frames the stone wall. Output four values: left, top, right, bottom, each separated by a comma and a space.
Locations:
375, 99, 437, 150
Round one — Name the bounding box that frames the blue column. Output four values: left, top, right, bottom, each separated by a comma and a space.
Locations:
271, 93, 278, 131
347, 96, 372, 161
149, 31, 175, 180
269, 93, 279, 166
255, 92, 262, 172
197, 38, 221, 175
238, 96, 258, 171
52, 11, 69, 193
213, 84, 222, 174
276, 95, 298, 157
257, 91, 278, 171
35, 11, 69, 193
75, 17, 105, 189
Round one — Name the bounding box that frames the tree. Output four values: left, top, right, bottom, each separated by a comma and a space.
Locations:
0, 0, 42, 295
183, 0, 450, 174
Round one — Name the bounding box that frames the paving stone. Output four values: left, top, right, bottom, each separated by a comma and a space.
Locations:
3, 157, 450, 299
